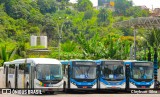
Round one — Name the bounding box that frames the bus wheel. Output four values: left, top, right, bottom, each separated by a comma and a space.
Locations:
63, 83, 67, 93
50, 91, 55, 94
8, 82, 11, 88
26, 83, 29, 90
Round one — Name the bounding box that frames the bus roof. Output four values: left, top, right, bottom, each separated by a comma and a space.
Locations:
123, 60, 151, 63
3, 62, 11, 65
60, 60, 69, 65
123, 60, 137, 62
96, 59, 123, 61
61, 59, 93, 62
95, 60, 123, 64
70, 59, 93, 61
60, 59, 95, 65
4, 58, 61, 65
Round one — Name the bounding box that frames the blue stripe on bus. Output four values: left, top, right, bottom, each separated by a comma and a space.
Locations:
130, 79, 154, 86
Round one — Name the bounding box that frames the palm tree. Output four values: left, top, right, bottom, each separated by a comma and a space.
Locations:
139, 28, 160, 61
142, 29, 160, 48
77, 32, 106, 59
0, 45, 17, 66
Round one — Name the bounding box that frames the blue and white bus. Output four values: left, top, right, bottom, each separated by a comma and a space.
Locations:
61, 60, 98, 91
96, 60, 126, 90
124, 61, 154, 90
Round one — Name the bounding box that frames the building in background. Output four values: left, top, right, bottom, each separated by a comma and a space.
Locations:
69, 0, 114, 10
151, 8, 160, 17
98, 0, 115, 10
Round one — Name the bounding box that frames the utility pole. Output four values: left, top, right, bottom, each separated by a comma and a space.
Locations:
134, 29, 137, 60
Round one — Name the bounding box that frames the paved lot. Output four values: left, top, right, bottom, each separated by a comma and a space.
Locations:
0, 91, 160, 97
0, 68, 160, 97
0, 93, 160, 97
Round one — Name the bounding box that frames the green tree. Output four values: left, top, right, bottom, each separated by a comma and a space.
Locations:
83, 10, 93, 20
37, 0, 57, 14
126, 6, 149, 17
16, 42, 27, 58
28, 9, 44, 25
97, 8, 113, 26
77, 32, 105, 59
56, 0, 69, 3
61, 40, 76, 52
28, 26, 40, 35
77, 0, 93, 12
114, 0, 132, 15
5, 0, 32, 19
142, 29, 160, 48
0, 45, 17, 65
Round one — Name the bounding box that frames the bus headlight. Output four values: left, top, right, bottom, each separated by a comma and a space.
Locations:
70, 83, 77, 88
129, 83, 137, 88
150, 83, 154, 88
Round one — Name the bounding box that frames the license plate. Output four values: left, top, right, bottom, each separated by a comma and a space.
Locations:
82, 86, 87, 88
48, 84, 53, 87
141, 86, 146, 88
47, 88, 53, 91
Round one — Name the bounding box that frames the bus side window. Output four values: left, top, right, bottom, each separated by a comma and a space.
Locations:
25, 64, 30, 74
19, 64, 25, 74
62, 65, 65, 75
64, 65, 67, 75
65, 66, 68, 76
3, 65, 5, 74
9, 64, 15, 74
126, 64, 130, 77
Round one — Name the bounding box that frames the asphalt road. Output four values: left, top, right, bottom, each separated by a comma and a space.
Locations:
0, 93, 160, 97
0, 90, 160, 97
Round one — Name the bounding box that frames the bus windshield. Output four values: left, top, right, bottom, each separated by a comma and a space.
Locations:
37, 64, 62, 81
72, 66, 96, 79
102, 64, 124, 81
132, 66, 153, 80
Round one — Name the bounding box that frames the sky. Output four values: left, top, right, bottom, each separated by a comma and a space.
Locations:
132, 0, 160, 9
69, 0, 160, 9
69, 0, 98, 6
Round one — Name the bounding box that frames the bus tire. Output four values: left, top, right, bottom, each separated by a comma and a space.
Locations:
63, 82, 67, 93
8, 82, 11, 88
26, 83, 29, 90
50, 91, 55, 94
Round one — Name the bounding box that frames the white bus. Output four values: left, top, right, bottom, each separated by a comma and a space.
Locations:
3, 58, 64, 94
0, 67, 5, 88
